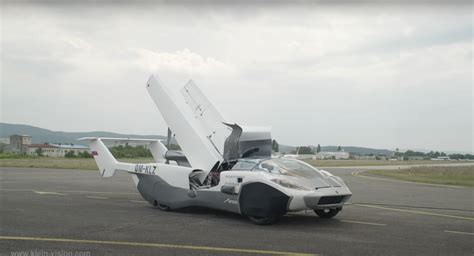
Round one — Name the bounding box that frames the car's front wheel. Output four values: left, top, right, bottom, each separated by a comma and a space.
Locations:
247, 216, 278, 225
314, 208, 341, 218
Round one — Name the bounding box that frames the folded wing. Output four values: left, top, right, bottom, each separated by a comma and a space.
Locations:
146, 75, 223, 180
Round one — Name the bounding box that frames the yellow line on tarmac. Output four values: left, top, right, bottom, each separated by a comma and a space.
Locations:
33, 191, 67, 196
61, 190, 137, 195
0, 188, 138, 195
444, 230, 474, 236
355, 204, 474, 221
0, 236, 317, 256
130, 200, 148, 204
340, 220, 387, 226
86, 196, 108, 200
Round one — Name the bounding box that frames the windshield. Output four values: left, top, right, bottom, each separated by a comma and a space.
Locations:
231, 159, 260, 170
251, 159, 324, 179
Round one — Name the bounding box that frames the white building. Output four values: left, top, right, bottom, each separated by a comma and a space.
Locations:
431, 156, 450, 161
27, 144, 90, 157
282, 154, 316, 160
315, 151, 350, 160
283, 151, 351, 160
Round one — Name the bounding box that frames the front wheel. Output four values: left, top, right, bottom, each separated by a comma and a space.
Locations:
314, 208, 341, 218
247, 216, 278, 225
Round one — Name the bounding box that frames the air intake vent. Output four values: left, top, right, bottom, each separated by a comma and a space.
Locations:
318, 196, 345, 205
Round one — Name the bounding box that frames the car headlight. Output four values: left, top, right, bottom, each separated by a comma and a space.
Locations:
270, 179, 311, 191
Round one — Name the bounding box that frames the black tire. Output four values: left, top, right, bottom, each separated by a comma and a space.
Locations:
247, 216, 278, 225
314, 208, 341, 218
154, 200, 171, 211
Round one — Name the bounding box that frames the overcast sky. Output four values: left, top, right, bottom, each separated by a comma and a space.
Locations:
1, 2, 472, 152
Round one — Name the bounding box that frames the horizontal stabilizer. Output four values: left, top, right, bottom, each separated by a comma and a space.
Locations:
78, 137, 167, 163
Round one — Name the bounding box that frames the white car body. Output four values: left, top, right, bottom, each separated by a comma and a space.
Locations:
80, 74, 352, 224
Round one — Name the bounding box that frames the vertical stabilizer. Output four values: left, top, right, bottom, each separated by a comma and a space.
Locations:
79, 138, 117, 177
149, 140, 168, 163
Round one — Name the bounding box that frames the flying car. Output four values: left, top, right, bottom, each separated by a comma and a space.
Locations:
79, 74, 352, 225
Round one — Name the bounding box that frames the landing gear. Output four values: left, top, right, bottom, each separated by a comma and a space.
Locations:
314, 207, 341, 218
247, 216, 278, 225
154, 200, 171, 211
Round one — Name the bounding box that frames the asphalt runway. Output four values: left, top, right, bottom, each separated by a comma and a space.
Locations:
1, 166, 473, 256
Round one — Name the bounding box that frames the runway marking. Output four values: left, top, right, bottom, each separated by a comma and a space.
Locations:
340, 220, 387, 226
86, 196, 108, 200
130, 200, 148, 204
33, 191, 67, 196
59, 190, 137, 195
351, 171, 467, 189
444, 230, 474, 236
355, 204, 474, 221
1, 188, 137, 195
350, 202, 473, 213
0, 236, 317, 256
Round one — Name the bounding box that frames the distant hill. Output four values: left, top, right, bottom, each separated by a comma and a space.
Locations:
319, 146, 393, 156
1, 122, 395, 156
278, 144, 394, 156
0, 123, 167, 146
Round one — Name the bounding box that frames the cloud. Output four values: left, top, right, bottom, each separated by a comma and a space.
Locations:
131, 48, 235, 79
1, 3, 472, 152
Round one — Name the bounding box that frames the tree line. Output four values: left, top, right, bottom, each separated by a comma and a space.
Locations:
288, 144, 340, 154
108, 143, 181, 158
395, 149, 474, 160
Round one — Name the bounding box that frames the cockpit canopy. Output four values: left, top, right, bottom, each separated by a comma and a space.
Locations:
232, 158, 325, 179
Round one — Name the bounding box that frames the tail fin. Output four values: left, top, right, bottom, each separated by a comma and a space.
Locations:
78, 137, 118, 177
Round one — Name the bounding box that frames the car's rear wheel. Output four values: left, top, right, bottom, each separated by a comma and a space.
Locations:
314, 208, 341, 218
247, 216, 278, 225
154, 200, 171, 211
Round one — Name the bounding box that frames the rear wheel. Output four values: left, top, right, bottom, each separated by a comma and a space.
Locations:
154, 200, 171, 211
314, 208, 341, 218
247, 216, 278, 225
